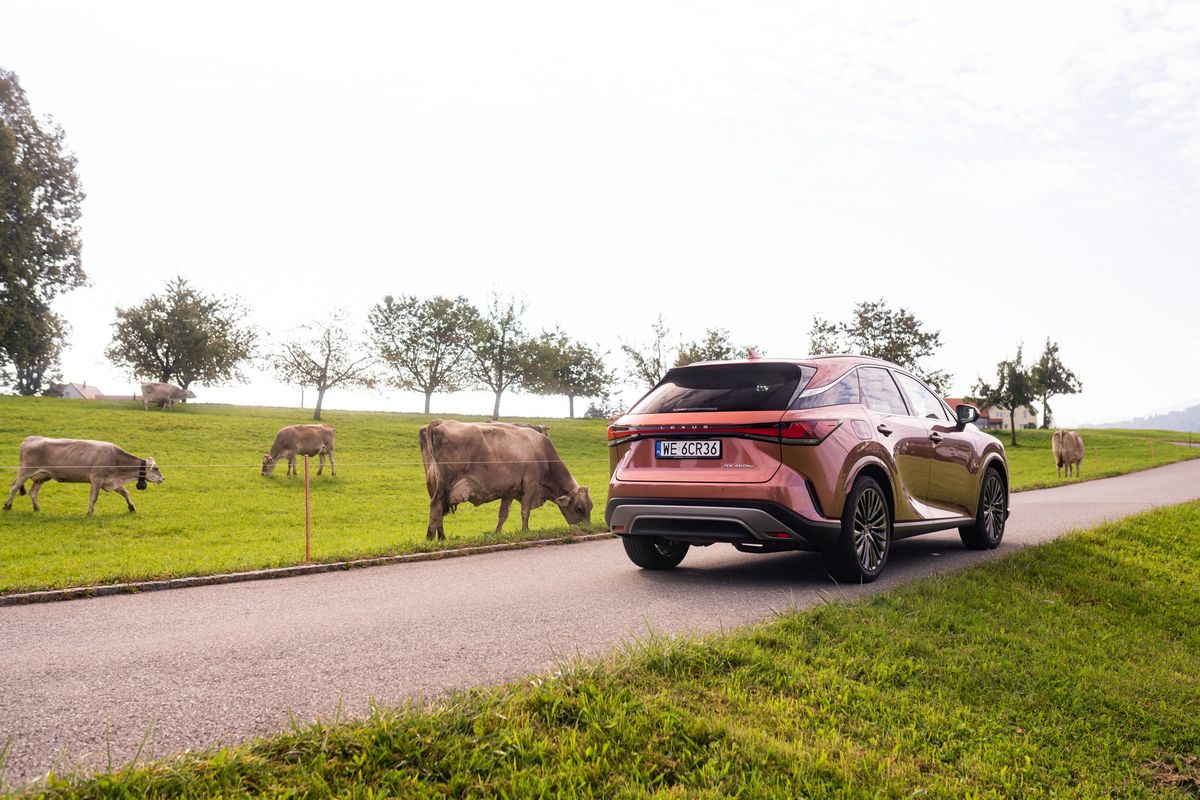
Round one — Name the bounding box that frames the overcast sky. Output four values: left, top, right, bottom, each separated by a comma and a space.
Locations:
4, 0, 1199, 424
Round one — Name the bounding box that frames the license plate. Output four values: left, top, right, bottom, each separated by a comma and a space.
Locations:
655, 439, 722, 459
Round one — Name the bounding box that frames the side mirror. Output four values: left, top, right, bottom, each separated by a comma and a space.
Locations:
955, 404, 979, 429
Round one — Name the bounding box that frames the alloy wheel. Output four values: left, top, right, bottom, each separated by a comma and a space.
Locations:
853, 486, 889, 572
981, 474, 1006, 545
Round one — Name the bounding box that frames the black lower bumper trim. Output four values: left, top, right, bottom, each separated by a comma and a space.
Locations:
605, 496, 840, 550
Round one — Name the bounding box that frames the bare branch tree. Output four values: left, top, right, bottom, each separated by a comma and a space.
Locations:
271, 313, 375, 421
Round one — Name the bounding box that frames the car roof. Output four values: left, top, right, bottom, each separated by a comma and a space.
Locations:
679, 354, 899, 388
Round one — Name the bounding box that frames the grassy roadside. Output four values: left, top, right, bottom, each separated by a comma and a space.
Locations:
993, 427, 1200, 491
1, 395, 1197, 593
14, 501, 1200, 798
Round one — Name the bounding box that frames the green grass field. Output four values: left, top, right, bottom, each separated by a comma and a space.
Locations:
16, 501, 1200, 798
0, 397, 612, 593
1, 396, 1197, 593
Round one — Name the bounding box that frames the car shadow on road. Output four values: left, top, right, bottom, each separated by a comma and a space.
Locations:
628, 532, 989, 593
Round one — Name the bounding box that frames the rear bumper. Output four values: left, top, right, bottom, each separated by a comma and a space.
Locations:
605, 497, 841, 551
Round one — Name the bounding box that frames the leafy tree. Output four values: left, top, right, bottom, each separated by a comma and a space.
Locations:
271, 313, 376, 421
369, 294, 479, 414
467, 292, 529, 420
809, 299, 951, 393
676, 328, 759, 366
1, 70, 86, 394
106, 277, 257, 390
1031, 338, 1082, 429
973, 344, 1037, 446
524, 328, 612, 418
620, 315, 673, 388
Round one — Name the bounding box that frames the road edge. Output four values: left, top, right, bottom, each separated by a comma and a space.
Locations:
0, 532, 617, 607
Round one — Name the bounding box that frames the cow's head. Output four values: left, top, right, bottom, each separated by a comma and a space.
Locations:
553, 486, 593, 526
262, 455, 277, 476
138, 457, 165, 489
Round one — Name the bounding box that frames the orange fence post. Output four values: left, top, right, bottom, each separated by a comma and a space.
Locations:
304, 454, 311, 562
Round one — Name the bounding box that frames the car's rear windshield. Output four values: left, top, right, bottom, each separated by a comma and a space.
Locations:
629, 363, 813, 414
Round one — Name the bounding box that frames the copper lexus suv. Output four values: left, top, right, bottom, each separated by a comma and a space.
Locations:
606, 355, 1009, 582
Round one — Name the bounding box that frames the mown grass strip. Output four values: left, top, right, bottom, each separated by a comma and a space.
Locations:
14, 501, 1200, 798
1, 396, 1197, 593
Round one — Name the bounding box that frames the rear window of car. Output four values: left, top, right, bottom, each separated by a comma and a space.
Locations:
629, 363, 813, 414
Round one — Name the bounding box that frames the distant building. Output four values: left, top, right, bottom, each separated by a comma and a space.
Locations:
944, 396, 1038, 429
62, 382, 104, 400
59, 383, 141, 402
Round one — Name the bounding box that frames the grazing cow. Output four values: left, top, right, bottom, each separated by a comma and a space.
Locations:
262, 424, 336, 477
141, 382, 196, 410
1052, 430, 1086, 478
3, 436, 165, 514
419, 419, 592, 540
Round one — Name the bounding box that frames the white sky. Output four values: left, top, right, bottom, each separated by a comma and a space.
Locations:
4, 0, 1199, 424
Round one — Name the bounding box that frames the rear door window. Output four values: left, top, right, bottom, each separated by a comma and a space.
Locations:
791, 370, 861, 409
858, 367, 910, 416
629, 364, 812, 414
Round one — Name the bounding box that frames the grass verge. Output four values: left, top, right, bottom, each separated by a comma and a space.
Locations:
12, 501, 1200, 798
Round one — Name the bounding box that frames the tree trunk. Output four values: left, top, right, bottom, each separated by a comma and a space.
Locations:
424, 390, 433, 415
568, 394, 575, 419
313, 385, 326, 421
492, 390, 503, 420
1042, 394, 1053, 429
1009, 408, 1017, 446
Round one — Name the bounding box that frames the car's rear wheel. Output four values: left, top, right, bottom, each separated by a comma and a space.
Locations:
622, 536, 689, 570
959, 467, 1007, 550
825, 475, 891, 583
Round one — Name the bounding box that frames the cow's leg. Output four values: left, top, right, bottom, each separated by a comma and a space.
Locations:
87, 480, 101, 515
328, 450, 335, 477
427, 499, 445, 540
316, 452, 325, 476
287, 455, 297, 477
29, 478, 48, 512
4, 471, 27, 510
520, 497, 533, 531
116, 485, 136, 513
495, 497, 513, 534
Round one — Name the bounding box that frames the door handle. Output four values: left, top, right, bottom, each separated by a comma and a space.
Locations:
929, 432, 943, 443
876, 423, 893, 436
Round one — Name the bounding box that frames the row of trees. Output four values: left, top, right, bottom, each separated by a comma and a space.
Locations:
99, 281, 616, 420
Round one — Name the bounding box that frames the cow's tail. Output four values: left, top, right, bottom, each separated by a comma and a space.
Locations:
419, 424, 455, 515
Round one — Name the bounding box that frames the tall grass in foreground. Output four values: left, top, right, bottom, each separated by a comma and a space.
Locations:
15, 501, 1200, 798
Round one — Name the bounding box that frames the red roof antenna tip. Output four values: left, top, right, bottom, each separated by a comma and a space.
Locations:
747, 348, 762, 359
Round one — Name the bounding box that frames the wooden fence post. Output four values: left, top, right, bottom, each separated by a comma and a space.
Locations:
304, 455, 311, 562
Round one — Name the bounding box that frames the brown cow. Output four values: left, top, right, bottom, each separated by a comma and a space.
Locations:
3, 436, 165, 514
419, 419, 592, 540
1052, 429, 1086, 478
262, 424, 336, 477
141, 382, 196, 410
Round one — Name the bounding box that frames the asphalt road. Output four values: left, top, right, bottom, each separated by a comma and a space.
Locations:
2, 460, 1199, 789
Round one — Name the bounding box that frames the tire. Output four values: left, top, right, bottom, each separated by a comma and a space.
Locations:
622, 536, 689, 570
824, 475, 891, 583
959, 467, 1007, 550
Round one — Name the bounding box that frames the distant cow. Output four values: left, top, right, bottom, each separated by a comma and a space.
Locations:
141, 382, 196, 410
1052, 430, 1086, 478
262, 424, 336, 477
3, 436, 165, 514
418, 419, 592, 540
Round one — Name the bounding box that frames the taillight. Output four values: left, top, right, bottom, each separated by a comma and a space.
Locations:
779, 420, 841, 445
607, 425, 631, 443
